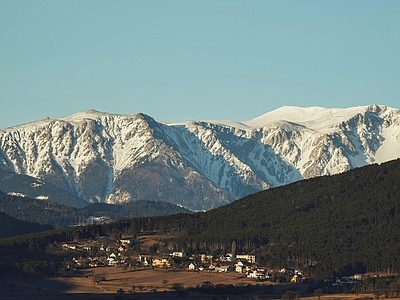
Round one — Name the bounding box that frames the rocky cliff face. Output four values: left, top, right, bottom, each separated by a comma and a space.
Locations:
0, 105, 399, 211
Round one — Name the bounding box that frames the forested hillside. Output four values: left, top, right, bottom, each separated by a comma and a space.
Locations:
0, 212, 53, 238
83, 201, 190, 217
1, 159, 400, 278
193, 158, 400, 276
0, 193, 191, 228
99, 158, 400, 276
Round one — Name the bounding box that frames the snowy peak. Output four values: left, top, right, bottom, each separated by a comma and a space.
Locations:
244, 105, 388, 133
0, 105, 399, 211
61, 109, 154, 124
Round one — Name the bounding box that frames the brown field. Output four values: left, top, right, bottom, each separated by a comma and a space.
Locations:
46, 267, 260, 293
1, 267, 268, 299
0, 266, 394, 300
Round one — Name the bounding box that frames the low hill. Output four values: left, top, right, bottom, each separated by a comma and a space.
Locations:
0, 192, 86, 228
0, 211, 53, 238
0, 193, 191, 229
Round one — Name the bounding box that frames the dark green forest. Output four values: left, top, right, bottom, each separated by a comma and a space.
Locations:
0, 211, 53, 238
1, 159, 400, 278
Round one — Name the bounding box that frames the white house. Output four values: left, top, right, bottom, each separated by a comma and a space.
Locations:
236, 265, 246, 273
119, 239, 132, 245
214, 265, 233, 273
247, 270, 258, 278
107, 253, 118, 266
143, 258, 149, 266
219, 254, 236, 262
172, 251, 187, 258
236, 254, 256, 264
235, 260, 251, 273
247, 269, 269, 280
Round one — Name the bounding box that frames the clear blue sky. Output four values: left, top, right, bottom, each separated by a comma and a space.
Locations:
1, 0, 399, 129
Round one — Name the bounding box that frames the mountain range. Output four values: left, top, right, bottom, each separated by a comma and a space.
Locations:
0, 105, 399, 211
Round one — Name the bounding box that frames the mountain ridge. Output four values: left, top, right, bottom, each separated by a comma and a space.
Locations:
0, 105, 399, 210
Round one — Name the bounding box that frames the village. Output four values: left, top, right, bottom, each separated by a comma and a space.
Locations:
58, 234, 363, 290
60, 235, 300, 281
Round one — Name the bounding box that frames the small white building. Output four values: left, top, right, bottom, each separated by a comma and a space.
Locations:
236, 265, 246, 273
119, 239, 132, 244
214, 265, 233, 273
107, 253, 118, 266
247, 269, 269, 280
172, 251, 187, 258
353, 274, 365, 281
235, 260, 251, 273
236, 254, 256, 264
219, 254, 236, 262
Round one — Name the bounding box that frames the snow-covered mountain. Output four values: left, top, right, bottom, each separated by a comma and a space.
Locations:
0, 105, 399, 211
